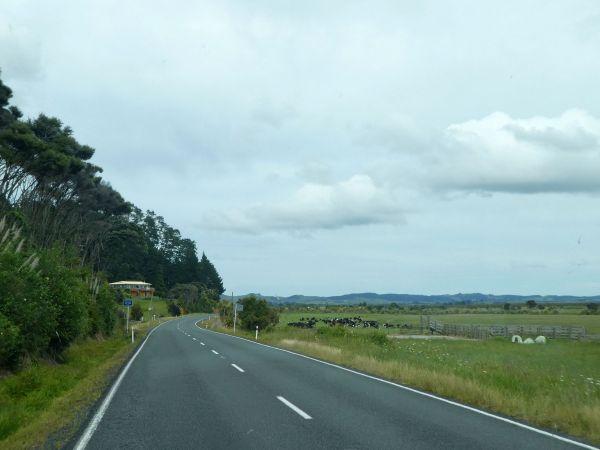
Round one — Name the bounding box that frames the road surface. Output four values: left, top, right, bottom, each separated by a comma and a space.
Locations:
74, 315, 594, 449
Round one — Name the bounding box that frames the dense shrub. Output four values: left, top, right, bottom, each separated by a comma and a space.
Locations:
0, 233, 118, 369
130, 303, 143, 321
0, 312, 21, 369
238, 295, 278, 331
0, 251, 56, 360
167, 301, 181, 317
217, 300, 233, 326
38, 250, 89, 355
93, 283, 117, 335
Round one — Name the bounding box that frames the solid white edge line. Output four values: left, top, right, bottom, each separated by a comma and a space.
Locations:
74, 319, 173, 450
231, 363, 245, 373
194, 318, 597, 450
211, 349, 219, 355
277, 395, 312, 419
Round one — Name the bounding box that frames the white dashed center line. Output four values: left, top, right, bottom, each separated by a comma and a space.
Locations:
231, 364, 245, 373
200, 342, 205, 346
277, 396, 312, 420
211, 350, 219, 355
192, 338, 197, 341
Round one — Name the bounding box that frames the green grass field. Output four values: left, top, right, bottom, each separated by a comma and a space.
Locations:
277, 312, 600, 334
133, 297, 169, 321
206, 312, 600, 444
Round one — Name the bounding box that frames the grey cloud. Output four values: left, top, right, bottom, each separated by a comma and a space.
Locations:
425, 109, 600, 194
504, 123, 598, 151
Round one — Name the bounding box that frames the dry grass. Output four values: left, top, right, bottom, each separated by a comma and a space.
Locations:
279, 339, 342, 357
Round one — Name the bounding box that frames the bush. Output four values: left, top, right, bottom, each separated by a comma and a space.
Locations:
38, 250, 89, 355
93, 283, 117, 335
0, 226, 118, 369
367, 331, 389, 347
217, 300, 233, 326
0, 251, 56, 361
238, 295, 278, 331
0, 312, 21, 369
130, 302, 143, 321
167, 301, 181, 317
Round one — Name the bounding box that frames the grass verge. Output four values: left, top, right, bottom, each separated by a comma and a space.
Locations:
201, 318, 600, 445
0, 319, 165, 449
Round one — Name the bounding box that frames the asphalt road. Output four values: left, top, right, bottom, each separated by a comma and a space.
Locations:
75, 316, 594, 450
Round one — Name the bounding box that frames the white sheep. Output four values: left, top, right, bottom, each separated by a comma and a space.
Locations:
534, 335, 546, 344
523, 338, 535, 344
511, 335, 523, 343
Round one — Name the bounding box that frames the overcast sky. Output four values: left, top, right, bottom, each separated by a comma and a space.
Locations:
2, 0, 600, 296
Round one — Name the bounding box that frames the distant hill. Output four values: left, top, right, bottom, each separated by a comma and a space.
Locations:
222, 292, 600, 305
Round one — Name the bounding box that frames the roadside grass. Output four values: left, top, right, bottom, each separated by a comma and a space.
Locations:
203, 317, 600, 445
0, 320, 163, 449
135, 297, 168, 322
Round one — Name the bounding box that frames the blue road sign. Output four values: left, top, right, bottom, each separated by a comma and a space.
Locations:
123, 299, 133, 307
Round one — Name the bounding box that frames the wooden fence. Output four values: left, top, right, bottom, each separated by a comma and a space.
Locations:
426, 318, 586, 340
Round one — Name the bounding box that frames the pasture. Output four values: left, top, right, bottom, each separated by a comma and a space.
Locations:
277, 311, 600, 335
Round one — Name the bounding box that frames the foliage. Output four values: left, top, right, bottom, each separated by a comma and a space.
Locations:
0, 222, 120, 368
129, 303, 143, 321
197, 287, 220, 312
0, 72, 224, 370
197, 253, 225, 295
0, 312, 21, 369
238, 295, 279, 331
217, 300, 234, 327
166, 301, 181, 317
168, 282, 220, 313
100, 212, 225, 296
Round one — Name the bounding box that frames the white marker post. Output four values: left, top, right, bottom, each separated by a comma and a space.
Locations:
255, 325, 259, 340
131, 328, 134, 343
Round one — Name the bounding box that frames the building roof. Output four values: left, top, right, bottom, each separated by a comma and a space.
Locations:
109, 281, 152, 286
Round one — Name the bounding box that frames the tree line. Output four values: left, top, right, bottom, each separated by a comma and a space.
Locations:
0, 72, 223, 369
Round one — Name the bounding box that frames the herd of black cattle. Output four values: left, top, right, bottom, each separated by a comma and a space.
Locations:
287, 316, 413, 330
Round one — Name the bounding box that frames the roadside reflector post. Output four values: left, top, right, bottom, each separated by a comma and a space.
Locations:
131, 328, 134, 343
255, 325, 259, 340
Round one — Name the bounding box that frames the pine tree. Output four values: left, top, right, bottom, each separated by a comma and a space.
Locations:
197, 253, 224, 295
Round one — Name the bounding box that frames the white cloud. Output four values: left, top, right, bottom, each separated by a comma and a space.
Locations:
203, 174, 405, 233
427, 109, 600, 194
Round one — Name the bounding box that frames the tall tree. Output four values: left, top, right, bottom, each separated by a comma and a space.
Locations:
197, 253, 225, 295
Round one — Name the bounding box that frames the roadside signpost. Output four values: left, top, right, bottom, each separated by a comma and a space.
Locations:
231, 292, 244, 334
123, 299, 133, 332
233, 301, 243, 334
